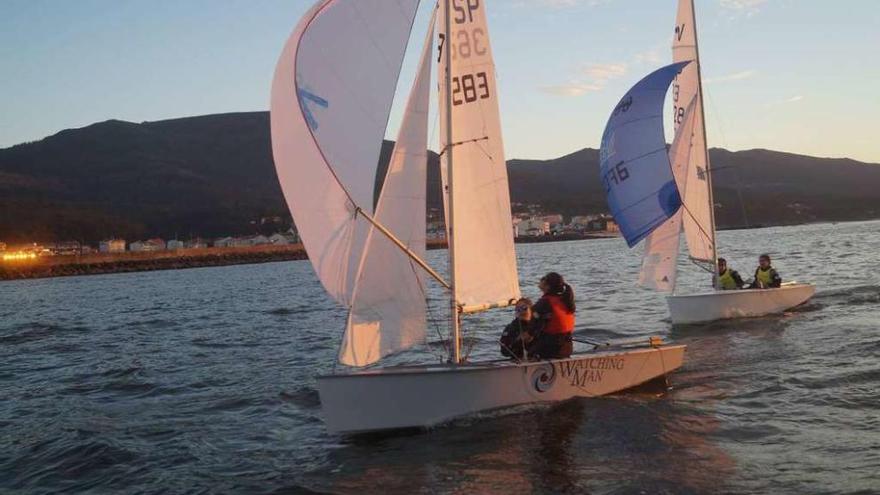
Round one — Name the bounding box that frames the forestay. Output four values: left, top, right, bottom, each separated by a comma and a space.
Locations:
269, 0, 420, 306
673, 0, 715, 263
341, 20, 436, 366
599, 61, 690, 248
438, 0, 520, 311
639, 95, 699, 292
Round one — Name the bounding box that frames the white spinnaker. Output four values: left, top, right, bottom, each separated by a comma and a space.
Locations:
640, 96, 699, 292
340, 20, 435, 367
438, 0, 520, 310
270, 0, 420, 306
673, 0, 714, 263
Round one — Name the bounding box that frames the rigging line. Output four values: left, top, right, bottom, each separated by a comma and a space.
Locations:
405, 254, 447, 362
678, 198, 715, 249
437, 136, 490, 157
704, 88, 750, 228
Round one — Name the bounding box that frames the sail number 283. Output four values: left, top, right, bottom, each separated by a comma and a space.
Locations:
452, 73, 489, 105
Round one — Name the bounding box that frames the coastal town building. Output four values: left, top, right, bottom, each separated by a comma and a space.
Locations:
185, 238, 208, 249
130, 239, 166, 252
426, 220, 446, 241
269, 232, 298, 245
166, 239, 185, 250
249, 235, 271, 246
49, 241, 83, 256
213, 237, 234, 248
0, 242, 6, 252
517, 218, 551, 237
99, 239, 126, 253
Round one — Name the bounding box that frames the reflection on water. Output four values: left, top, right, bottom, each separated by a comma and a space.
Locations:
2, 221, 880, 493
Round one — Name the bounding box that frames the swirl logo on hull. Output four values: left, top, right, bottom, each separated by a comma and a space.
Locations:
531, 363, 556, 393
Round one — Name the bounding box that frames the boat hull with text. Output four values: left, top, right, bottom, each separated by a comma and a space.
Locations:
316, 343, 686, 434
666, 282, 815, 325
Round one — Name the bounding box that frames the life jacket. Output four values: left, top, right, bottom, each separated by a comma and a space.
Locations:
755, 267, 774, 288
541, 294, 575, 335
718, 269, 738, 290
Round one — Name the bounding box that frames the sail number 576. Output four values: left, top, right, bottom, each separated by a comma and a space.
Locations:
603, 161, 631, 192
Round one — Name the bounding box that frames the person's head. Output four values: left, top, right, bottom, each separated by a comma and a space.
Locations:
718, 257, 727, 274
759, 254, 771, 269
539, 272, 565, 295
514, 297, 533, 321
539, 272, 576, 313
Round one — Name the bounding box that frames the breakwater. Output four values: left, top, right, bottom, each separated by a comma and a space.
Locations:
0, 245, 308, 281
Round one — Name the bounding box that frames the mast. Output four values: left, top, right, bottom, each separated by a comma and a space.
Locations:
443, 0, 462, 363
689, 0, 719, 287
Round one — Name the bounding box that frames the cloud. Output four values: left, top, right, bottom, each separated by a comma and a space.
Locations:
634, 46, 663, 65
719, 0, 768, 17
704, 69, 757, 84
582, 63, 627, 81
539, 63, 626, 97
539, 83, 604, 96
765, 95, 804, 107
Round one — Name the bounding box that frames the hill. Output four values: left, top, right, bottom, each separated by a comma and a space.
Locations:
2, 111, 879, 243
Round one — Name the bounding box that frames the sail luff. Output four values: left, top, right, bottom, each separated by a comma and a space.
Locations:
440, 0, 462, 364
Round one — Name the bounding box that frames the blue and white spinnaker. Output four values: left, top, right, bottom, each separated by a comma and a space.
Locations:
599, 61, 691, 247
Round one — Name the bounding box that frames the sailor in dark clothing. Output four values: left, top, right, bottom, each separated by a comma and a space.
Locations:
749, 254, 782, 289
527, 272, 575, 360
499, 298, 536, 359
714, 257, 744, 290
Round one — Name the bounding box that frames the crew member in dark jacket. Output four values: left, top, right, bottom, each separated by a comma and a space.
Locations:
499, 298, 536, 359
749, 254, 782, 289
528, 272, 576, 360
714, 257, 744, 290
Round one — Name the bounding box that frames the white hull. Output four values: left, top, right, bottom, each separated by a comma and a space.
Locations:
316, 344, 686, 434
666, 283, 816, 325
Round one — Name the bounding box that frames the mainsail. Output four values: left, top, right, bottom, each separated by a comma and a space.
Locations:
639, 95, 699, 292
599, 61, 691, 248
270, 0, 422, 355
673, 0, 715, 263
437, 0, 520, 312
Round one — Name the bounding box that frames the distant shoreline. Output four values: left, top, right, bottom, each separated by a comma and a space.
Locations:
0, 234, 617, 282
4, 220, 871, 282
0, 244, 307, 282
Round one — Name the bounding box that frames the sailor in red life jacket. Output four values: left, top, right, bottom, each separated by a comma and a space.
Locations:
528, 272, 576, 360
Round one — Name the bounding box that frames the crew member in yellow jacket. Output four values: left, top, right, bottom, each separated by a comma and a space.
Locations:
714, 257, 744, 290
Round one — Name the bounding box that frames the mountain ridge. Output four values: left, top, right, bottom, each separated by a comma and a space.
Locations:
2, 111, 879, 244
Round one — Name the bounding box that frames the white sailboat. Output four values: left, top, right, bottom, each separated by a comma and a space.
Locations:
270, 0, 685, 434
618, 0, 814, 325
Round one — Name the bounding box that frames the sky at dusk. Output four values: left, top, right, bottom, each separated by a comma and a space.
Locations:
1, 0, 878, 163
